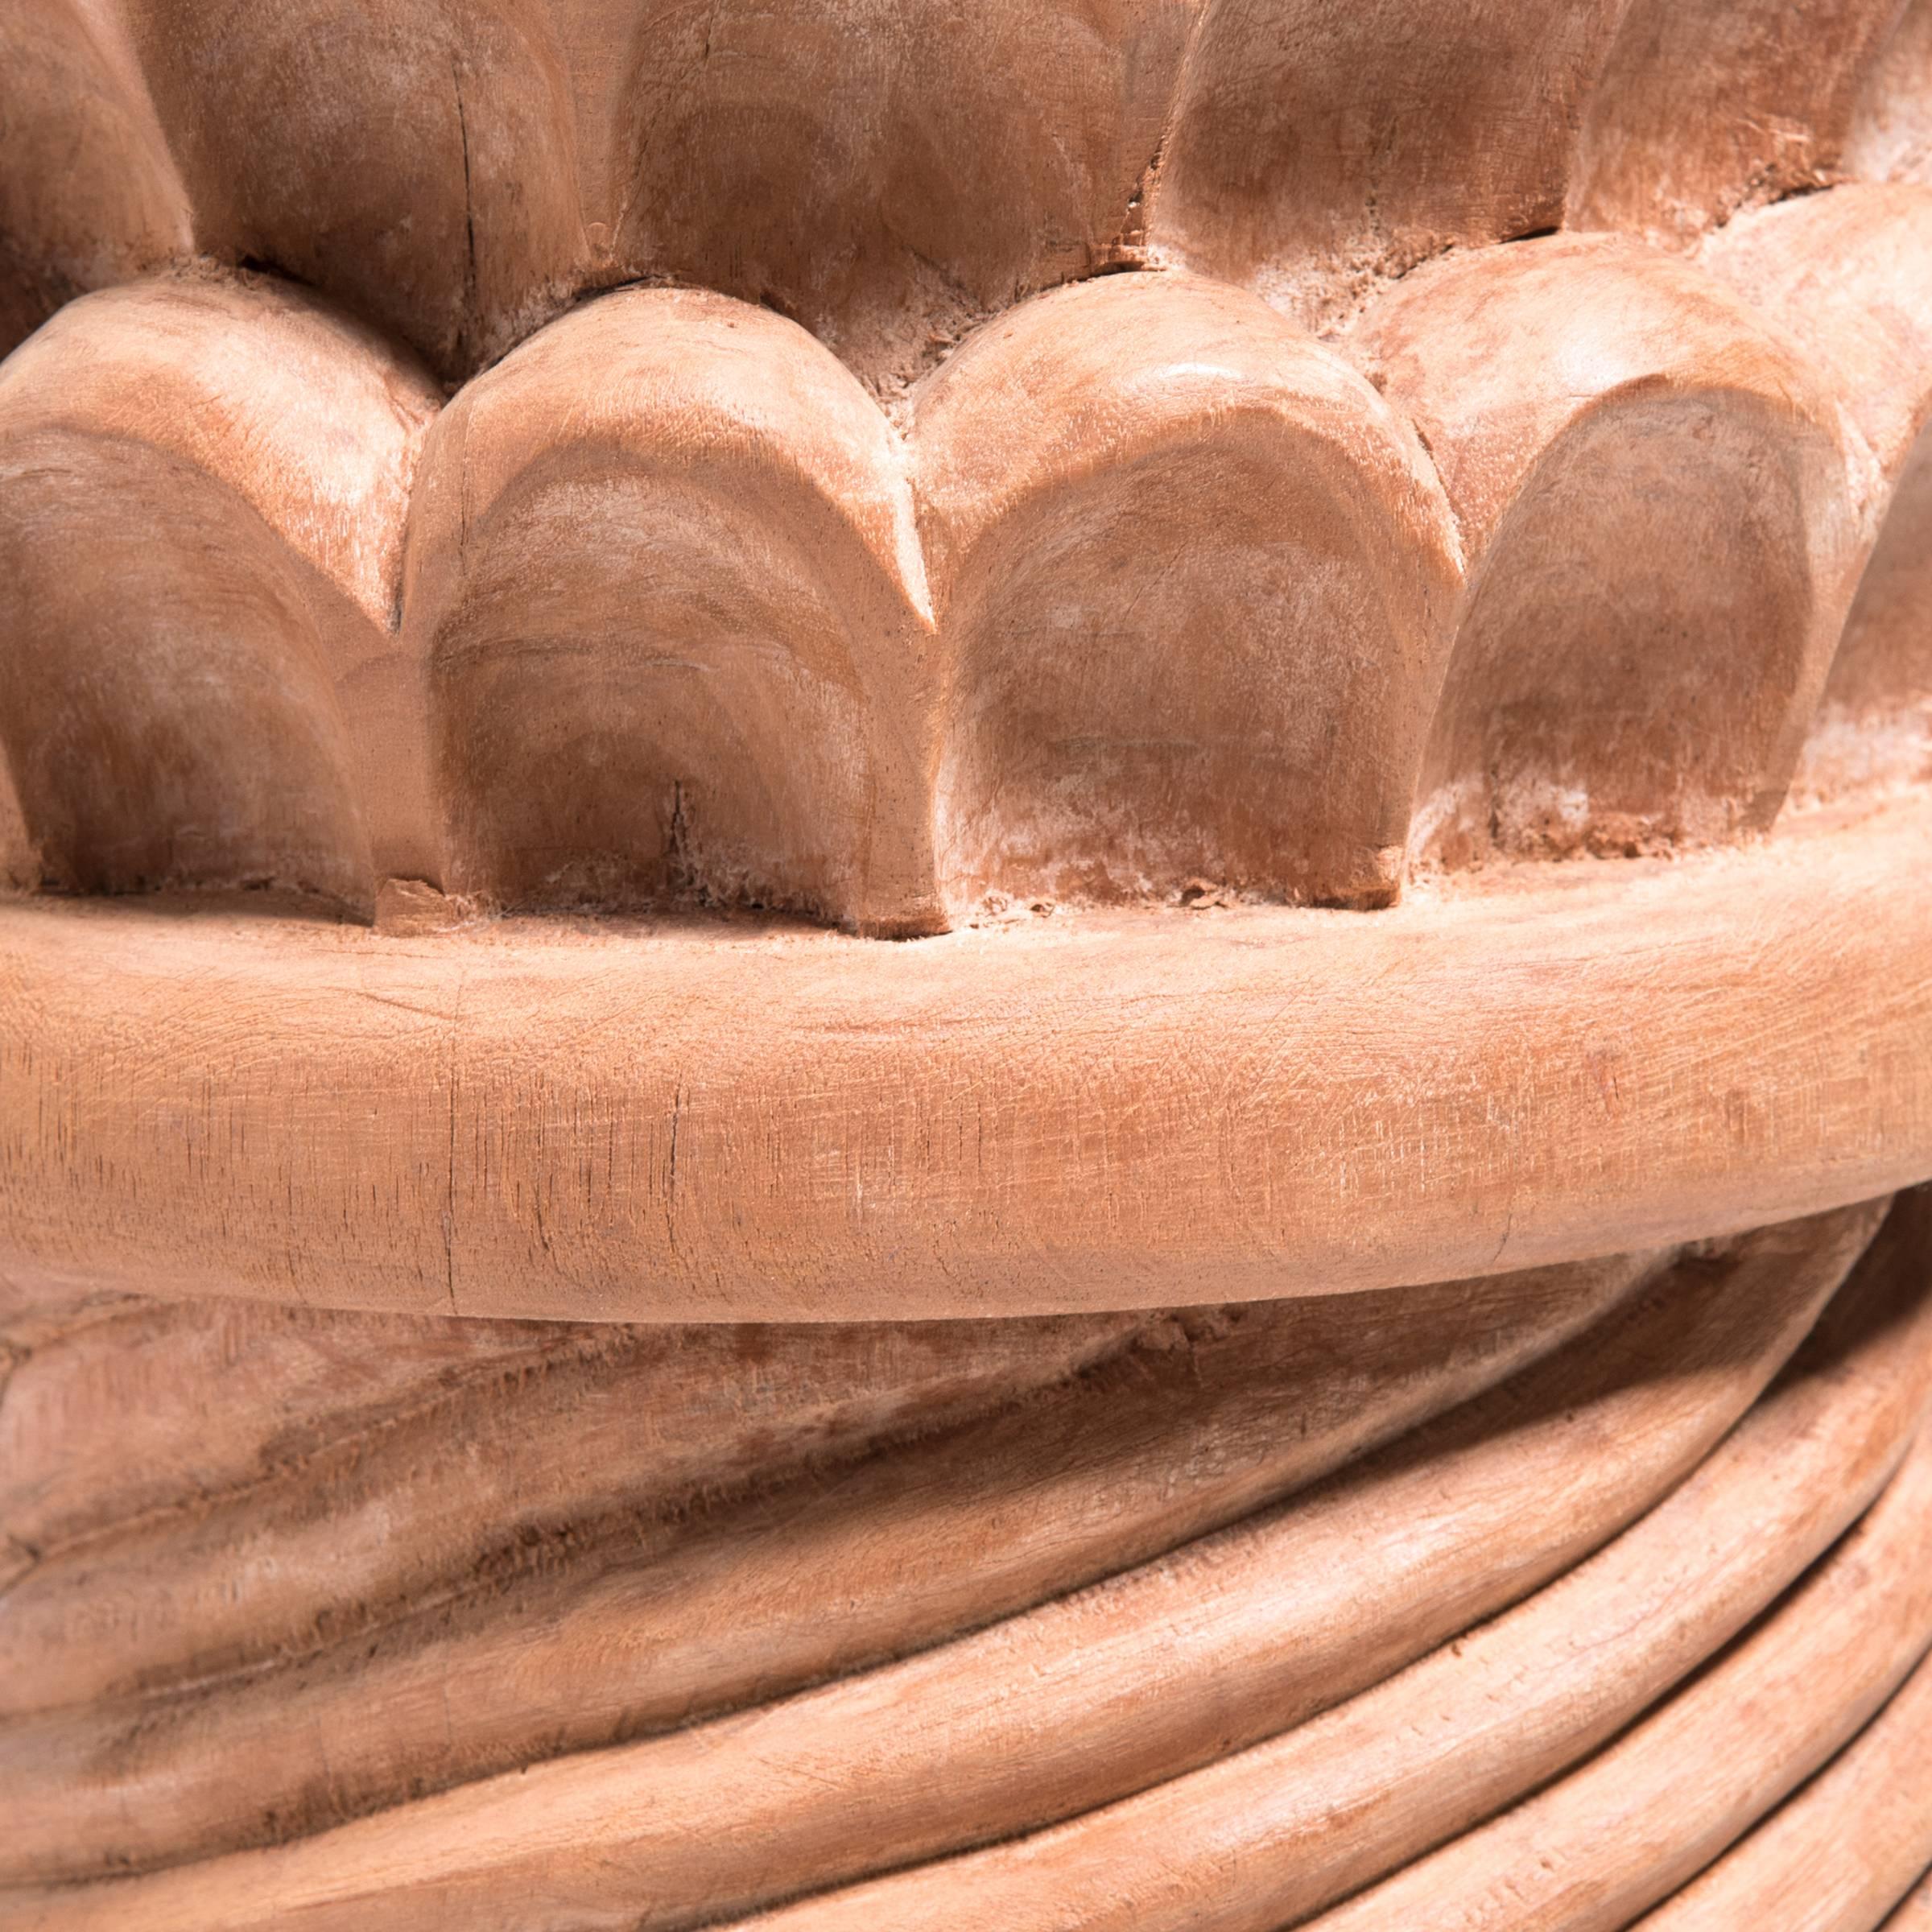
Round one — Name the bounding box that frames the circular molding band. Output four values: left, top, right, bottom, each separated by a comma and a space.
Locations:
3, 792, 1929, 1323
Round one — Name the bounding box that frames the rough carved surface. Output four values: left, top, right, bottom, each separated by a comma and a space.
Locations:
3, 792, 1930, 1320
5, 1193, 1931, 1929
4, 6, 1932, 928
6, 9, 1932, 1930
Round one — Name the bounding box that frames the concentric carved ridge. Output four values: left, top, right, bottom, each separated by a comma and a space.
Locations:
2, 1192, 1927, 1930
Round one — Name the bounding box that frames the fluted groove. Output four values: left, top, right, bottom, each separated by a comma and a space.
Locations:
2, 1248, 1643, 1878
1630, 1646, 1932, 1931
1887, 1874, 1932, 1930
724, 1195, 1932, 1932
3, 1194, 1928, 1930
1294, 1431, 1932, 1930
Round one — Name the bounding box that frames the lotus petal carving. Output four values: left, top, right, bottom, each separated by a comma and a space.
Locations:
0, 172, 1929, 927
1847, 0, 1932, 183
117, 0, 583, 382
1567, 0, 1907, 242
913, 273, 1463, 911
0, 277, 438, 903
1705, 184, 1932, 795
8, 2, 1932, 379
1150, 0, 1626, 328
1354, 233, 1865, 865
406, 286, 939, 933
0, 0, 188, 357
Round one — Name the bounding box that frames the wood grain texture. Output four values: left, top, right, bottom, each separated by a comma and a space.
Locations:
3, 1195, 1922, 1930
0, 757, 33, 893
403, 284, 939, 932
0, 0, 188, 358
3, 793, 1930, 1322
0, 1242, 1649, 1883
1850, 0, 1932, 182
597, 0, 1192, 398
1631, 1646, 1932, 1931
1703, 184, 1932, 799
0, 276, 440, 902
1352, 231, 1865, 866
910, 271, 1461, 912
702, 1198, 1932, 1932
0, 254, 1469, 921
1150, 0, 1629, 325
8, 2, 1925, 378
1567, 0, 1909, 242
1305, 1417, 1932, 1930
1888, 1875, 1932, 1930
3, 16, 1930, 1930
118, 0, 584, 382
0, 181, 1929, 922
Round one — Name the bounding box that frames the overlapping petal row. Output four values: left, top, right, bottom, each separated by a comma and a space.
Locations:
0, 6, 1930, 930
7, 0, 1930, 382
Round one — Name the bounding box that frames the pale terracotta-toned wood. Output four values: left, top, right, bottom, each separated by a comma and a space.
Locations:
1150, 0, 1628, 326
5, 795, 1930, 1322
1889, 1876, 1932, 1930
1703, 184, 1932, 798
0, 1294, 596, 1558
0, 1243, 1644, 1882
0, 755, 32, 892
3, 180, 1930, 921
402, 283, 939, 931
9, 2, 1932, 380
2, 1301, 1164, 1724
0, 277, 440, 902
1567, 0, 1907, 242
5, 10, 1932, 1927
10, 0, 1190, 389
0, 0, 187, 357
118, 0, 584, 382
1631, 1647, 1932, 1931
910, 271, 1461, 911
677, 1200, 1932, 1932
1303, 1430, 1932, 1932
6, 1196, 1919, 1930
1352, 231, 1864, 865
1850, 0, 1932, 182
600, 0, 1191, 398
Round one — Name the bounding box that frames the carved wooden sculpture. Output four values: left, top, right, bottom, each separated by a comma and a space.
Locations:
2, 3, 1932, 1926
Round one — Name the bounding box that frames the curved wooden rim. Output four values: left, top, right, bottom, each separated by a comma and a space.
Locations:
2, 792, 1930, 1322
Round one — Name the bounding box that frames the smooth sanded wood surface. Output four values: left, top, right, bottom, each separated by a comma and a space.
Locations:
3, 793, 1931, 1322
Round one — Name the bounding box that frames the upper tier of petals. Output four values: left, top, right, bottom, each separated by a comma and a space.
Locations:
6, 2, 1923, 386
